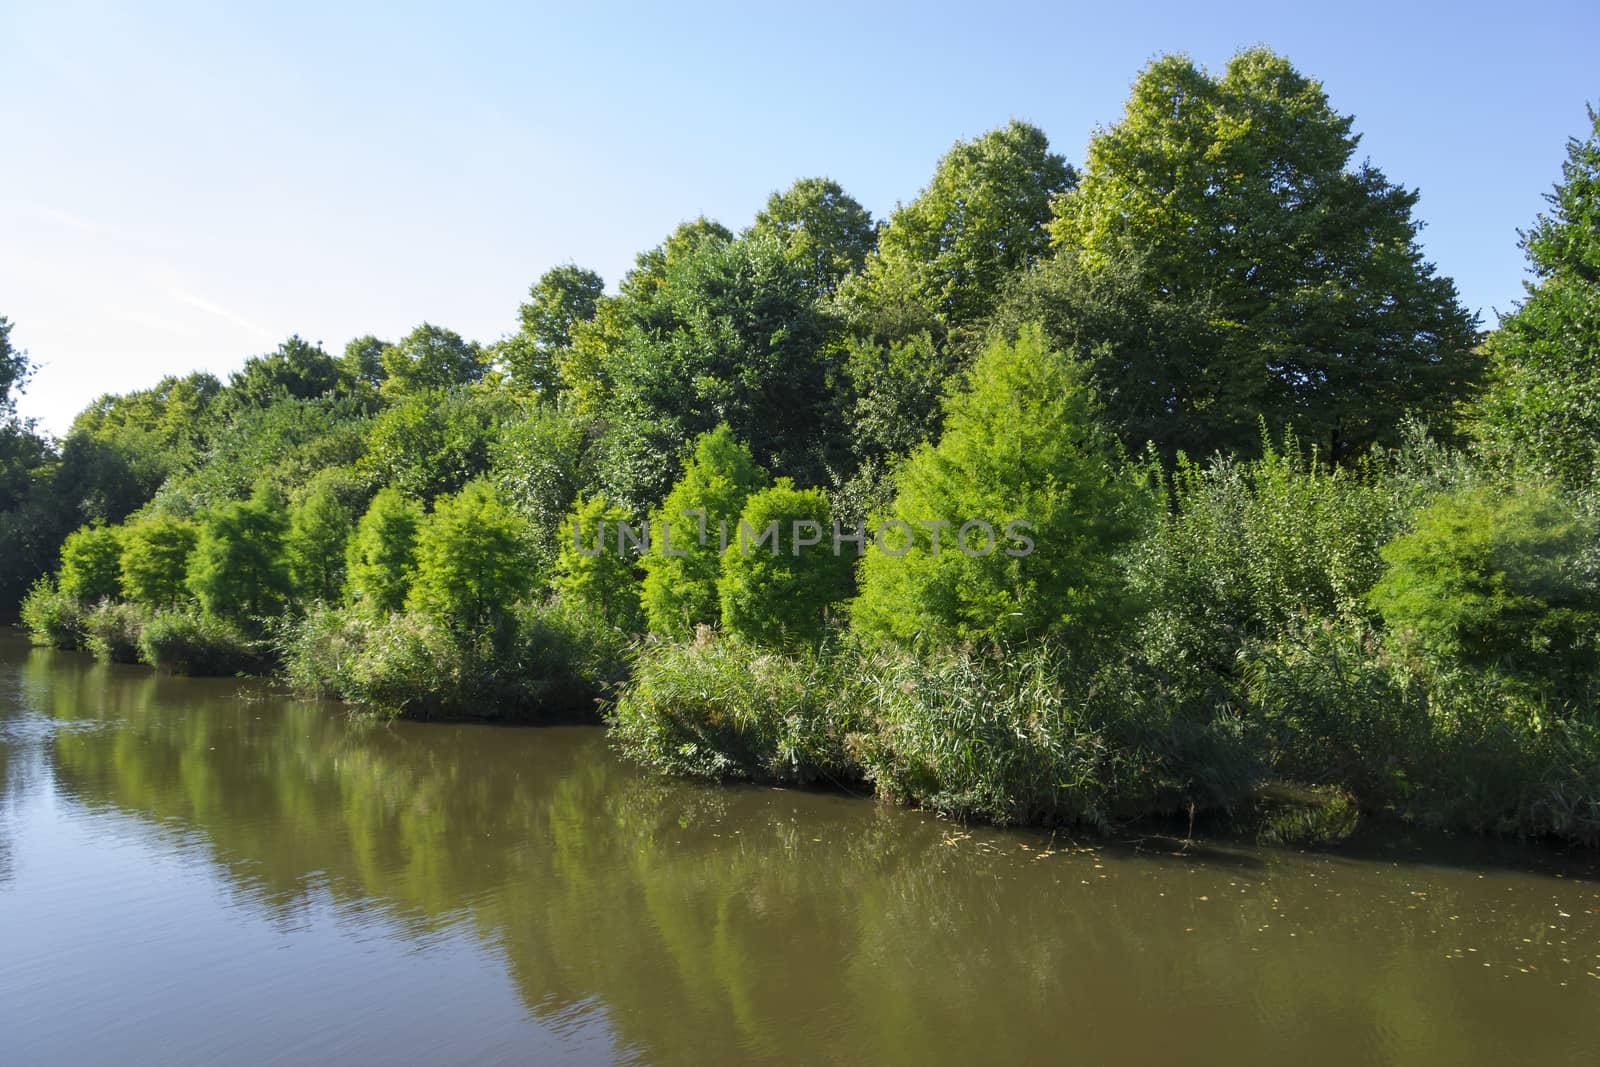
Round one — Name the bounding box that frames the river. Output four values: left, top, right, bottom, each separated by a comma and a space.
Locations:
2, 631, 1598, 1064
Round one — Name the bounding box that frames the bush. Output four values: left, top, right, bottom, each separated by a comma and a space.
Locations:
1237, 619, 1430, 804
139, 610, 269, 676
82, 601, 148, 664
20, 578, 83, 649
1127, 434, 1408, 688
188, 482, 292, 624
281, 599, 630, 719
610, 633, 866, 784
406, 479, 536, 639
854, 645, 1124, 827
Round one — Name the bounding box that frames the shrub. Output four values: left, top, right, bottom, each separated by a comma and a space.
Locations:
1369, 483, 1600, 695
851, 325, 1150, 650
717, 481, 853, 649
82, 601, 148, 664
281, 599, 627, 719
139, 609, 269, 676
119, 515, 198, 606
1127, 435, 1408, 687
58, 524, 124, 603
611, 634, 866, 783
20, 578, 83, 649
854, 645, 1123, 827
1237, 619, 1430, 804
346, 487, 423, 614
641, 424, 767, 636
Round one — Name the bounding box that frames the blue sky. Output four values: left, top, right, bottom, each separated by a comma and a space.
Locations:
3, 0, 1596, 435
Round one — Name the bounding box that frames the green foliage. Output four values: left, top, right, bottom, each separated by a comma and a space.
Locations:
554, 494, 644, 632
844, 120, 1071, 332
1127, 434, 1410, 683
0, 315, 31, 412
20, 578, 83, 649
1048, 48, 1481, 461
346, 487, 424, 615
154, 395, 368, 512
641, 425, 768, 637
596, 232, 845, 500
187, 483, 292, 624
1475, 108, 1600, 486
718, 481, 852, 649
57, 524, 124, 603
380, 323, 485, 397
489, 402, 590, 566
1368, 484, 1600, 691
854, 645, 1125, 827
361, 386, 505, 502
852, 325, 1148, 649
340, 335, 389, 393
282, 599, 630, 719
507, 265, 604, 399
228, 336, 347, 408
842, 331, 953, 465
118, 515, 199, 606
749, 177, 876, 295
407, 480, 536, 636
288, 480, 354, 604
138, 609, 268, 676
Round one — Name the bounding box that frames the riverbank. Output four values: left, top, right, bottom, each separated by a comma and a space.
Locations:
19, 612, 1600, 850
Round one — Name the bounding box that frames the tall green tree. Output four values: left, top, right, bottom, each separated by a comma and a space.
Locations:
595, 233, 843, 507
0, 316, 33, 414
187, 482, 293, 623
229, 336, 347, 408
346, 488, 424, 615
1475, 107, 1600, 486
506, 265, 604, 399
840, 121, 1072, 334
380, 323, 485, 397
642, 425, 769, 636
1047, 49, 1480, 462
119, 515, 198, 607
852, 326, 1149, 649
749, 177, 876, 295
407, 480, 536, 635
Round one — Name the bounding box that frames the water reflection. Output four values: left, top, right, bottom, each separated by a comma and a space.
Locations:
4, 635, 1600, 1065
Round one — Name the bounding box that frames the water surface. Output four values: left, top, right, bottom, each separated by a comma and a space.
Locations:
2, 632, 1598, 1065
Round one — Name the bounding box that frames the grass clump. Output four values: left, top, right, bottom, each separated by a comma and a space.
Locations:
82, 601, 148, 664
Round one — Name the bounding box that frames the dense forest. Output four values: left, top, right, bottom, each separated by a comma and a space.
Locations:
5, 49, 1599, 844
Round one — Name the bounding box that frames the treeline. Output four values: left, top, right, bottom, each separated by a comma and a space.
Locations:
5, 50, 1600, 843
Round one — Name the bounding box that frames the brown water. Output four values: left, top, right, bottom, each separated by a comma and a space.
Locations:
3, 632, 1599, 1065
